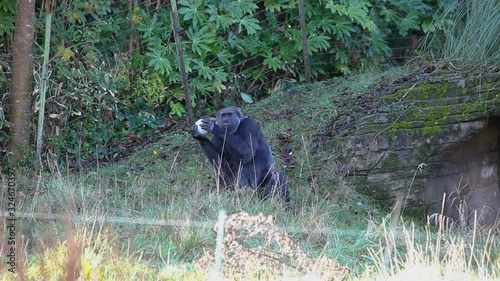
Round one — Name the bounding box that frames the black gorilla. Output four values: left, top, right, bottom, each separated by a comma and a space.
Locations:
190, 106, 290, 204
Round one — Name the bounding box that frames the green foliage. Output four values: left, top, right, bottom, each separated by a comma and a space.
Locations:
326, 0, 376, 31
0, 0, 15, 36
134, 70, 167, 104
178, 0, 207, 28
130, 0, 440, 109
240, 92, 254, 104
2, 0, 444, 165
28, 1, 166, 164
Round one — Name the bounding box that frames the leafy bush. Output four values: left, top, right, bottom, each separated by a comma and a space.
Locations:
2, 0, 442, 166
132, 0, 438, 106
38, 2, 159, 164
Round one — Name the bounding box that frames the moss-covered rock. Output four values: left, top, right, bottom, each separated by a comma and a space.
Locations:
330, 72, 500, 225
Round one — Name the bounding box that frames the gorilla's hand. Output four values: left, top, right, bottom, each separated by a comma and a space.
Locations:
189, 124, 207, 140
189, 124, 199, 137
199, 118, 215, 132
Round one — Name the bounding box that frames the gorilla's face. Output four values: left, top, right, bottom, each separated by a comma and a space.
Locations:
216, 107, 241, 133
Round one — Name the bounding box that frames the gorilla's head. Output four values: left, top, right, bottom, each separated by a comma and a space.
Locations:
216, 106, 244, 133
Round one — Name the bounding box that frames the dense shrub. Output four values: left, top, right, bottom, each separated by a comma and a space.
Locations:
1, 0, 445, 166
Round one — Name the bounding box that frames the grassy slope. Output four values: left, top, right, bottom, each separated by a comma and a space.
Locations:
1, 66, 499, 280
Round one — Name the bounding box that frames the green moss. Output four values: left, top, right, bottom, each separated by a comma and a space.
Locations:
421, 126, 442, 137
380, 77, 500, 148
415, 82, 451, 100
392, 121, 413, 130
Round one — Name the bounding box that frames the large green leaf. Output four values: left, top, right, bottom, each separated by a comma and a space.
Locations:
193, 59, 213, 79
212, 69, 228, 83
216, 49, 233, 65
263, 52, 283, 71
326, 2, 348, 15
169, 101, 186, 117
136, 13, 158, 39
229, 0, 258, 17
368, 32, 391, 54
380, 7, 402, 23
332, 19, 356, 39
178, 0, 207, 27
399, 13, 421, 36
313, 17, 336, 33
308, 35, 331, 54
186, 26, 216, 55
240, 92, 254, 103
208, 6, 233, 30
146, 46, 172, 75
335, 51, 349, 65
264, 0, 284, 12
238, 16, 261, 35
345, 0, 376, 31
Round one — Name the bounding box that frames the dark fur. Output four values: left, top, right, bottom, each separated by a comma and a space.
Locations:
190, 106, 290, 204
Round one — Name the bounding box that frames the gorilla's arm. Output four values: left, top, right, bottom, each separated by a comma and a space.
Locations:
189, 124, 222, 164
198, 137, 222, 165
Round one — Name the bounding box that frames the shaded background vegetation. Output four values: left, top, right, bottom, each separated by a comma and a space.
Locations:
0, 0, 455, 167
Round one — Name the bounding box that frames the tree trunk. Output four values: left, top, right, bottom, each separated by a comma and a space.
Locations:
8, 0, 35, 164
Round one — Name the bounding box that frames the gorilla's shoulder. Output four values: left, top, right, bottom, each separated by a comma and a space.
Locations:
239, 117, 263, 131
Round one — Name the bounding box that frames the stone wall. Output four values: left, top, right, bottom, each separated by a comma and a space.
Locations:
329, 73, 500, 226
